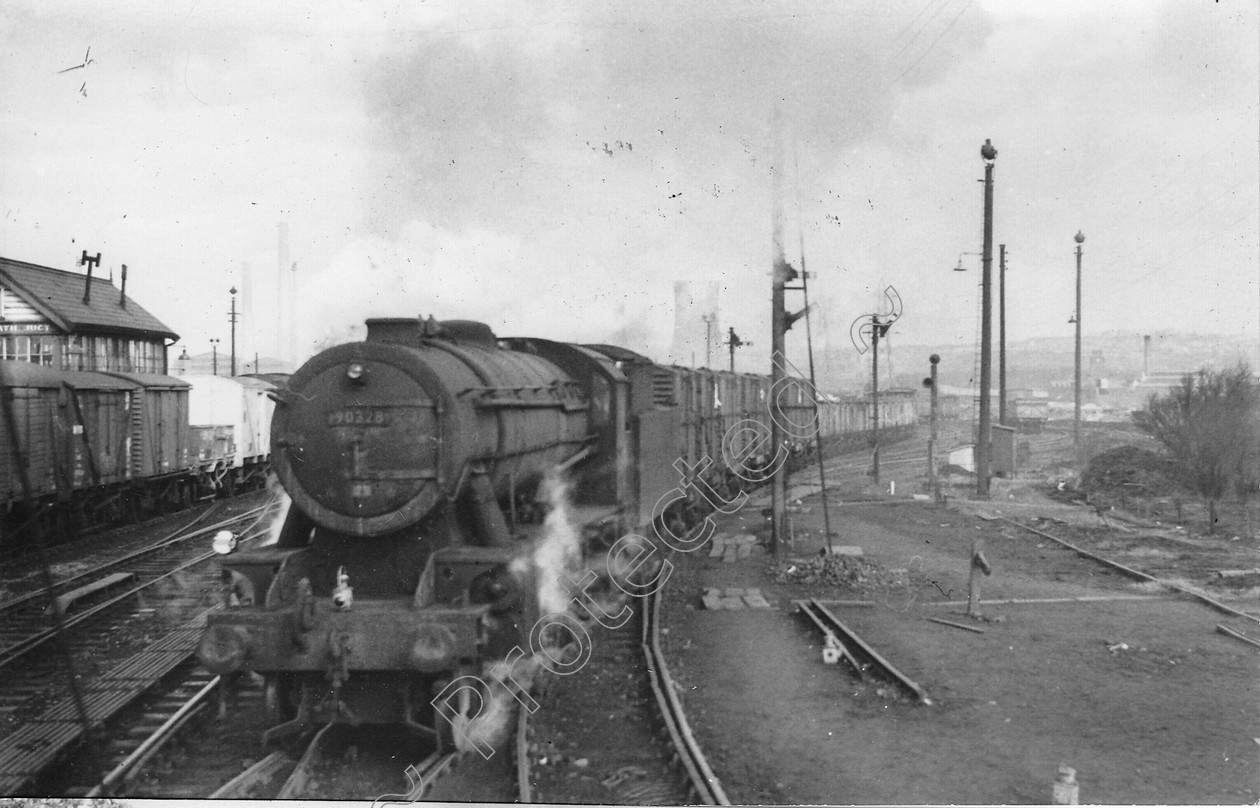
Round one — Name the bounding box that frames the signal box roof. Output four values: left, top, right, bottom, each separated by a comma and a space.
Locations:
0, 256, 178, 341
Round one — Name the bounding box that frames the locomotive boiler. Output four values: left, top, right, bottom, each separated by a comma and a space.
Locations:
197, 317, 599, 741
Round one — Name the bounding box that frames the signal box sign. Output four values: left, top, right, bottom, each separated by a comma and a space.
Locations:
0, 321, 54, 332
0, 323, 54, 334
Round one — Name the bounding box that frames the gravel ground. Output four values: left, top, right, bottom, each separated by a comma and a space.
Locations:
524, 607, 690, 806
658, 496, 1260, 805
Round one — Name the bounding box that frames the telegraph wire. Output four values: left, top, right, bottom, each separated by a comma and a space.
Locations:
887, 0, 973, 88
892, 0, 949, 56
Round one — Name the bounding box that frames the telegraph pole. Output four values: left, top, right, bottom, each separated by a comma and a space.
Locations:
871, 317, 882, 487
998, 244, 1007, 425
770, 121, 788, 559
851, 296, 897, 494
770, 248, 789, 557
977, 139, 997, 498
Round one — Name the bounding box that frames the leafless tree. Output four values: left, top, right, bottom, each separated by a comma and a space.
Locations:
1132, 363, 1260, 533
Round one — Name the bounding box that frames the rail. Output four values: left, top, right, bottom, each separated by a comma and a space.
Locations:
0, 504, 276, 670
0, 610, 222, 795
642, 587, 730, 805
209, 751, 293, 799
86, 675, 221, 797
0, 504, 229, 615
1001, 518, 1260, 625
796, 598, 931, 704
275, 723, 335, 799
397, 749, 462, 801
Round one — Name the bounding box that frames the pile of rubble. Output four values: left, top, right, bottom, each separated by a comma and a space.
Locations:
772, 552, 911, 592
1079, 445, 1184, 499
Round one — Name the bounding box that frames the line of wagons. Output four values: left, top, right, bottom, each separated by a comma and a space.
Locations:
0, 363, 287, 546
586, 345, 918, 520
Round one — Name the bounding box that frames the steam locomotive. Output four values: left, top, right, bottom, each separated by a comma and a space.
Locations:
196, 316, 916, 743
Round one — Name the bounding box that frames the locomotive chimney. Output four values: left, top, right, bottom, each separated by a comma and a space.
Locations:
366, 318, 425, 347
119, 264, 128, 308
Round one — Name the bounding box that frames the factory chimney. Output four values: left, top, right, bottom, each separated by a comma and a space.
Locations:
1143, 334, 1150, 379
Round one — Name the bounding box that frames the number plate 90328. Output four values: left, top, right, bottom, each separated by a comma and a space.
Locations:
326, 407, 391, 427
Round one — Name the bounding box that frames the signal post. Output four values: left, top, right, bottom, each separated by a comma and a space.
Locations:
768, 152, 807, 556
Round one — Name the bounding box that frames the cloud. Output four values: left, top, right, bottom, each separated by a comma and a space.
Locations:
0, 0, 1253, 375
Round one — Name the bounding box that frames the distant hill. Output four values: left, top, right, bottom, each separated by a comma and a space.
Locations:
171, 352, 295, 377
882, 331, 1257, 398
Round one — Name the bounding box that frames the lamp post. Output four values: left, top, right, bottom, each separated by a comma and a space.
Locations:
1074, 231, 1085, 468
924, 354, 941, 501
229, 287, 238, 377
210, 338, 220, 376
976, 140, 998, 498
922, 352, 942, 499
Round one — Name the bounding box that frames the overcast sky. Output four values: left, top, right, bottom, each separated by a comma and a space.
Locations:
1, 0, 1256, 381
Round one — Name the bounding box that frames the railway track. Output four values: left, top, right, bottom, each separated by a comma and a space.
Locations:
521, 589, 725, 806
998, 516, 1260, 626
209, 721, 465, 801
814, 424, 969, 482
0, 504, 221, 602
642, 588, 729, 805
795, 598, 931, 704
0, 501, 277, 672
71, 663, 225, 797
0, 500, 283, 792
0, 608, 225, 795
60, 531, 740, 801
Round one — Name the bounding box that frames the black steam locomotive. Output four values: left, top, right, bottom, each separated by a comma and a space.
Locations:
196, 316, 916, 743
